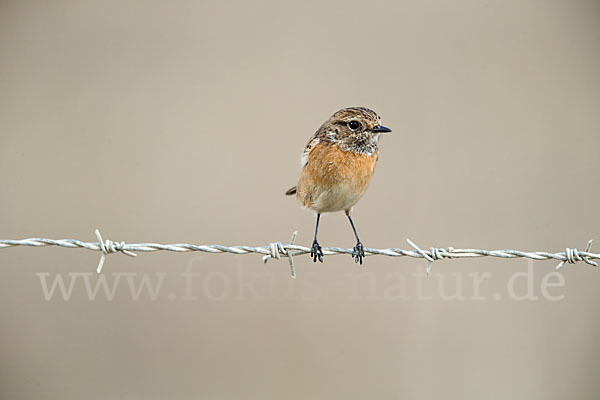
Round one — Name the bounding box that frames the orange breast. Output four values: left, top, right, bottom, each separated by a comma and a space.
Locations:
296, 142, 378, 213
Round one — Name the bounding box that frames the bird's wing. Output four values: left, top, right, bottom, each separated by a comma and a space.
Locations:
301, 136, 320, 167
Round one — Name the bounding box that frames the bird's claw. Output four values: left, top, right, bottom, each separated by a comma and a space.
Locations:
311, 241, 324, 263
352, 242, 365, 264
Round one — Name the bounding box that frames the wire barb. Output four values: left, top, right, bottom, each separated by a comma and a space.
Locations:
263, 231, 298, 278
555, 240, 597, 270
406, 239, 435, 275
405, 239, 453, 275
95, 229, 137, 273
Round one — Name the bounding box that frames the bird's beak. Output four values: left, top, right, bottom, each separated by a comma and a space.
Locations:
371, 125, 392, 134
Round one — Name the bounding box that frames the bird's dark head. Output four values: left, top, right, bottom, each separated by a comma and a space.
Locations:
318, 107, 391, 154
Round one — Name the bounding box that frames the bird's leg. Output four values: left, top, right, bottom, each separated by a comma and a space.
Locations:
311, 213, 324, 263
347, 214, 365, 264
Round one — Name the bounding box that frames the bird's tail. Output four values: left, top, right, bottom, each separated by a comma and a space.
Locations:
285, 186, 297, 196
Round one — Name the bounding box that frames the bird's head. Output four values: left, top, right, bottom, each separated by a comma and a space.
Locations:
318, 107, 391, 154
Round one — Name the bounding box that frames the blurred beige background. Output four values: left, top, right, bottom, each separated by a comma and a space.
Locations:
1, 0, 600, 399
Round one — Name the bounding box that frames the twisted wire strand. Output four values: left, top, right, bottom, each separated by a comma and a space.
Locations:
0, 230, 597, 278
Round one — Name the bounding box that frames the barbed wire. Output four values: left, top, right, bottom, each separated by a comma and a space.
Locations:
0, 230, 598, 278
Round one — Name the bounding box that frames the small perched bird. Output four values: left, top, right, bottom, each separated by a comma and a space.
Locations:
286, 107, 391, 264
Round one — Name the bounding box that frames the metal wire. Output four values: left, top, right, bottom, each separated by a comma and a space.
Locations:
1, 230, 598, 278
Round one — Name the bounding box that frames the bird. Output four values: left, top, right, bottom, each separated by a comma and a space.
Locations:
285, 107, 391, 264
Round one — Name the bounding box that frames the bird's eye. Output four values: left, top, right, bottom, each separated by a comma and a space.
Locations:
348, 120, 361, 131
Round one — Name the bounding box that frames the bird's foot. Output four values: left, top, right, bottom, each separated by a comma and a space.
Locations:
352, 242, 365, 264
311, 240, 324, 263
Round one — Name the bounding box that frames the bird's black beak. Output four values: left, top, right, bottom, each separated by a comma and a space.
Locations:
371, 125, 392, 134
